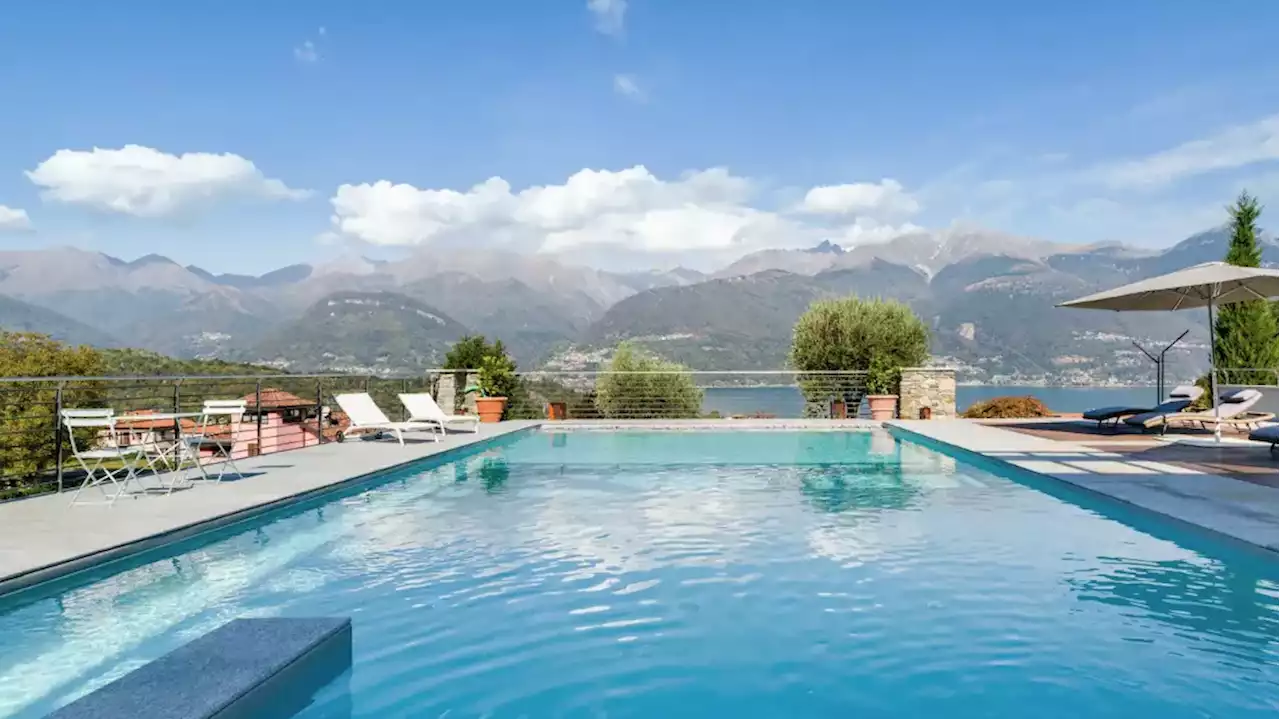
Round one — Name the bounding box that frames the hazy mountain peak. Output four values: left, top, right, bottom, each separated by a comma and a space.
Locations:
805, 240, 846, 255
128, 253, 180, 268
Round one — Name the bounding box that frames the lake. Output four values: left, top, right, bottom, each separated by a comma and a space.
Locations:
702, 385, 1160, 417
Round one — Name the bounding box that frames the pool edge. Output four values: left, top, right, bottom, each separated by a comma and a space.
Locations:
886, 422, 1279, 555
0, 424, 541, 601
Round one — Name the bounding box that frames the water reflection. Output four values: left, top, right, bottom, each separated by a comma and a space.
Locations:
797, 461, 920, 513
451, 451, 512, 494
1066, 556, 1280, 667
478, 457, 511, 494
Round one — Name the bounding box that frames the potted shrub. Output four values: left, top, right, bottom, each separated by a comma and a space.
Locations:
864, 354, 900, 421
546, 401, 567, 420
473, 355, 516, 423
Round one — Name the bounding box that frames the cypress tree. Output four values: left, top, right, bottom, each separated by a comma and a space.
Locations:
1213, 191, 1278, 385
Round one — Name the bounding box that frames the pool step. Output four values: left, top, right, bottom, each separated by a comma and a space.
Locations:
48, 617, 352, 719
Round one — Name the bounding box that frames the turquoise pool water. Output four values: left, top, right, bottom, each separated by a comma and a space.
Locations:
0, 430, 1276, 717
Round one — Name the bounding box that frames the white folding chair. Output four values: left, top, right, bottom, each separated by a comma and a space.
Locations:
184, 399, 247, 482
61, 409, 143, 506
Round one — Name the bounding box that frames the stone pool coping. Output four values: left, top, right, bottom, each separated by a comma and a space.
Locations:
547, 418, 878, 431
0, 422, 540, 601
887, 420, 1279, 552
48, 617, 353, 719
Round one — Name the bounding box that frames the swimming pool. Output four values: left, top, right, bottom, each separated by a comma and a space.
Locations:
0, 429, 1276, 717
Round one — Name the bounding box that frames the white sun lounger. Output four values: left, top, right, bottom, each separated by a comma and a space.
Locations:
333, 393, 441, 445
398, 393, 480, 435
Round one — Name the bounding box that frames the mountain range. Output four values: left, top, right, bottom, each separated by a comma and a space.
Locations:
0, 226, 1273, 383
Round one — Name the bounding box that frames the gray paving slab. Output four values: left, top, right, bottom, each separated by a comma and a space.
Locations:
0, 422, 538, 596
888, 419, 1279, 551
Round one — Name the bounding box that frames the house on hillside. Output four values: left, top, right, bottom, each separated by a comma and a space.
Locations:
238, 388, 335, 456
103, 389, 349, 462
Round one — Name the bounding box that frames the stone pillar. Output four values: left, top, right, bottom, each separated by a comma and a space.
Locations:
461, 372, 479, 415
899, 367, 956, 419
436, 373, 457, 414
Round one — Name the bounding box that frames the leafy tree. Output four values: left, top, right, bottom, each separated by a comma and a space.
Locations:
789, 297, 929, 413
790, 297, 930, 371
594, 342, 703, 419
1213, 191, 1278, 385
0, 332, 104, 484
444, 335, 511, 370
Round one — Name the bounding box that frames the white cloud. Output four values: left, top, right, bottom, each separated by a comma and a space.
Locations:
328, 165, 920, 263
587, 0, 627, 36
0, 205, 31, 231
798, 179, 920, 218
613, 74, 645, 102
26, 145, 310, 217
294, 40, 319, 63
1093, 115, 1278, 190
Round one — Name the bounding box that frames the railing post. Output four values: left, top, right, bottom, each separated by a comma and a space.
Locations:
315, 378, 324, 445
54, 383, 64, 494
255, 379, 263, 454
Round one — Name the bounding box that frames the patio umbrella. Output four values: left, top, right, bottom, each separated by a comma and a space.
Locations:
1058, 261, 1280, 441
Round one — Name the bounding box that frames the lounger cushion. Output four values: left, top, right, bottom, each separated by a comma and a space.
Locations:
1248, 424, 1278, 444
1082, 406, 1151, 421
1221, 389, 1261, 404
1119, 398, 1198, 427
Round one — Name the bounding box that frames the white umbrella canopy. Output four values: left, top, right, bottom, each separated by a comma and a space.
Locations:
1058, 261, 1279, 442
1058, 262, 1280, 311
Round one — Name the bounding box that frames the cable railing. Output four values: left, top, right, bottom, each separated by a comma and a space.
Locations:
0, 369, 872, 498
509, 370, 869, 421
0, 373, 437, 499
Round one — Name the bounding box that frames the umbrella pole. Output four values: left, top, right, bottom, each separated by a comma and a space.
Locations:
1208, 299, 1221, 443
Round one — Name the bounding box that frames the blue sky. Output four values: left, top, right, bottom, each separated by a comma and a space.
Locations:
0, 0, 1275, 273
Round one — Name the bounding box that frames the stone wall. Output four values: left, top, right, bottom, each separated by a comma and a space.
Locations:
899, 367, 957, 419
435, 373, 458, 413
460, 372, 479, 414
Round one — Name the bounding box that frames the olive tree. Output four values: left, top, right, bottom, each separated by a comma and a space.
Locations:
594, 343, 703, 419
788, 297, 930, 414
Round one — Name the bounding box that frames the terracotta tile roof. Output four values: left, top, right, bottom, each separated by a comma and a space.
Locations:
240, 388, 315, 410
114, 410, 179, 431
177, 418, 236, 440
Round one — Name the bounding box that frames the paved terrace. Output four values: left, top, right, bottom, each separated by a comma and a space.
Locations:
0, 422, 538, 597
888, 419, 1279, 552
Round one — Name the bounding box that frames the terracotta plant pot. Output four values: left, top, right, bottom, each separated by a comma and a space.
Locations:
547, 401, 567, 420
475, 397, 507, 423
830, 400, 847, 419
867, 394, 898, 421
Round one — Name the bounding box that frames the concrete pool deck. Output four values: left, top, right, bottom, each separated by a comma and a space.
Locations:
0, 422, 538, 597
888, 420, 1279, 552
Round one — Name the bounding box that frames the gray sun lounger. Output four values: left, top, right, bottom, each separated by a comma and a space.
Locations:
1247, 423, 1278, 456
1125, 388, 1266, 434
1083, 385, 1202, 429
